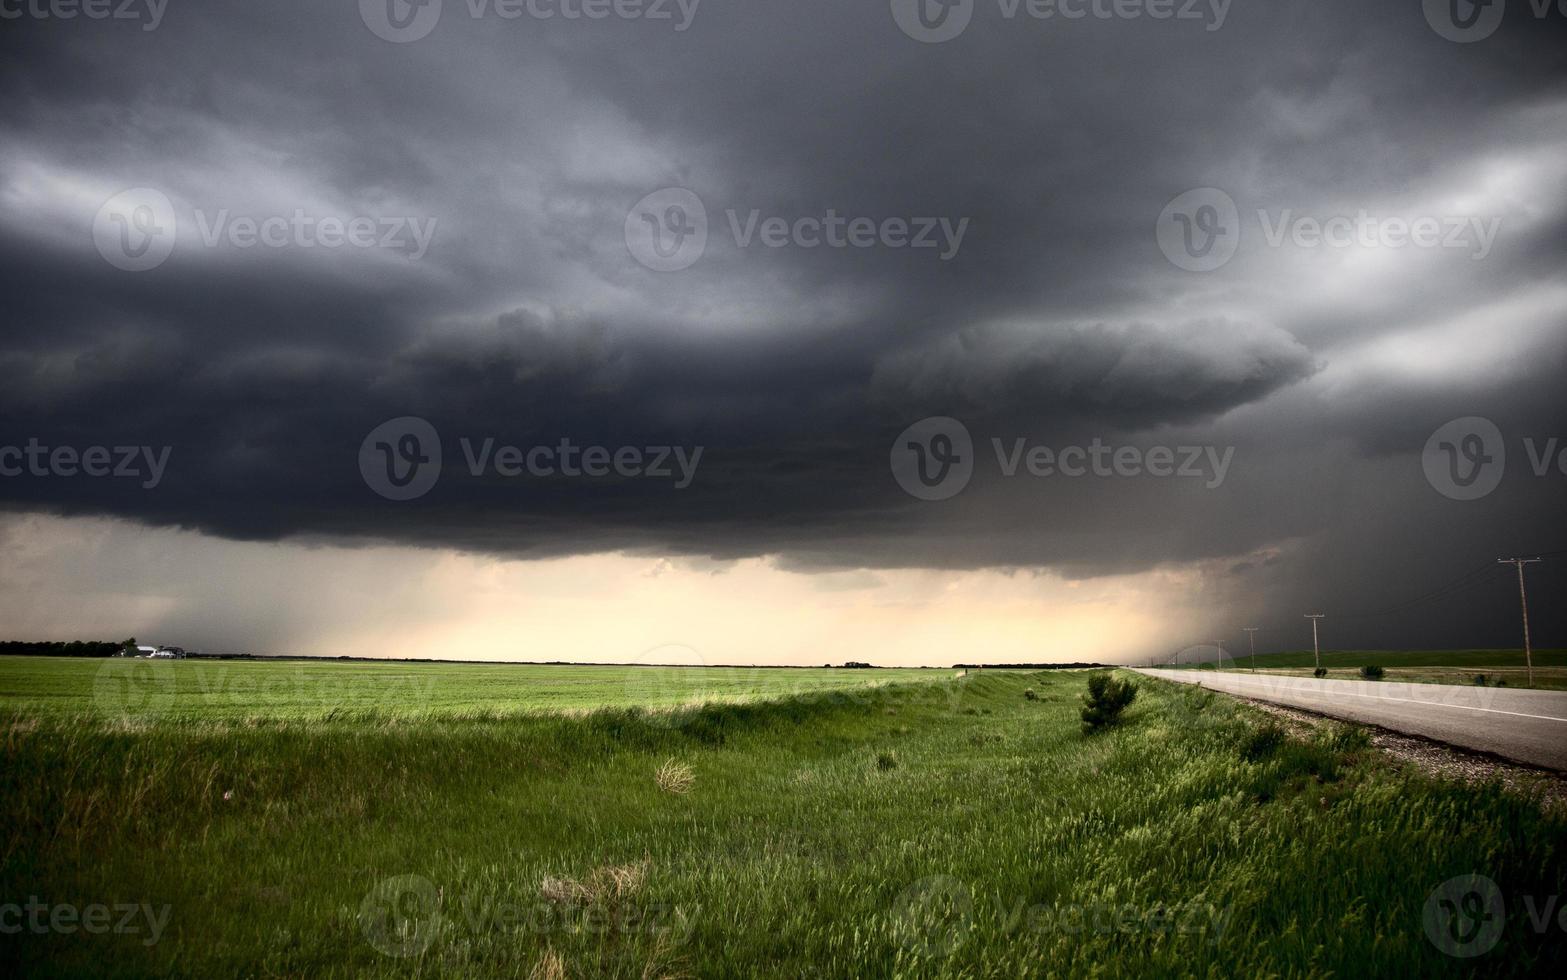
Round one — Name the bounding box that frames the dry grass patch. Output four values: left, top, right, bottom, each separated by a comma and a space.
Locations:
527, 948, 568, 980
540, 860, 650, 907
654, 759, 695, 795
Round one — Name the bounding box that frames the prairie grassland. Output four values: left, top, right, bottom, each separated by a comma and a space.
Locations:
0, 656, 946, 722
2, 665, 1564, 978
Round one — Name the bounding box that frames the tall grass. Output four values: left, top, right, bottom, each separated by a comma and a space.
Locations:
2, 669, 1563, 977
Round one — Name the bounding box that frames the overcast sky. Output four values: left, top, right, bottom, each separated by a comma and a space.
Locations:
1, 1, 1564, 664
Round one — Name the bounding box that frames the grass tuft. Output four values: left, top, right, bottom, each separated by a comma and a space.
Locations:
654, 758, 696, 795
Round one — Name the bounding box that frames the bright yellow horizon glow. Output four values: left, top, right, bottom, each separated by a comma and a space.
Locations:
0, 513, 1216, 666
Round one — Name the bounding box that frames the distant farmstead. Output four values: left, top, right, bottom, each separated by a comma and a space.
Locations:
133, 645, 187, 659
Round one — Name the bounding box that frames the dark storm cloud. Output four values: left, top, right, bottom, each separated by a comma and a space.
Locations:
2, 1, 1566, 652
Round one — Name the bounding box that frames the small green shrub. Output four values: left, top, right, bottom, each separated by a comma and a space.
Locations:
1080, 673, 1138, 733
875, 751, 898, 771
1312, 667, 1328, 678
1473, 674, 1488, 686
1359, 665, 1385, 681
1023, 688, 1039, 701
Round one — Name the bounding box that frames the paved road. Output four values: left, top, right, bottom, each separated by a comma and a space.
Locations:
1133, 668, 1567, 772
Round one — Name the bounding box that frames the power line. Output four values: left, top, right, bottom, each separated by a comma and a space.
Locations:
1332, 560, 1509, 621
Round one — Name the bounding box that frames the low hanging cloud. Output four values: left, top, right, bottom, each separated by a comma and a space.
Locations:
870, 318, 1317, 429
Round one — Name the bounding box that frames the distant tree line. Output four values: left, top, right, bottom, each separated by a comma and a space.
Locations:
0, 639, 137, 658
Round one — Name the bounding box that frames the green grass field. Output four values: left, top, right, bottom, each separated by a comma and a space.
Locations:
3, 658, 1564, 977
0, 657, 946, 722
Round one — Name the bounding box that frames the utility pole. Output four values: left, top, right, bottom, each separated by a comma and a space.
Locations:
1243, 628, 1259, 673
1305, 614, 1325, 672
1498, 558, 1541, 689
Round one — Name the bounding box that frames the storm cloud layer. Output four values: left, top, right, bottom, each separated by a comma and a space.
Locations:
2, 1, 1565, 657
